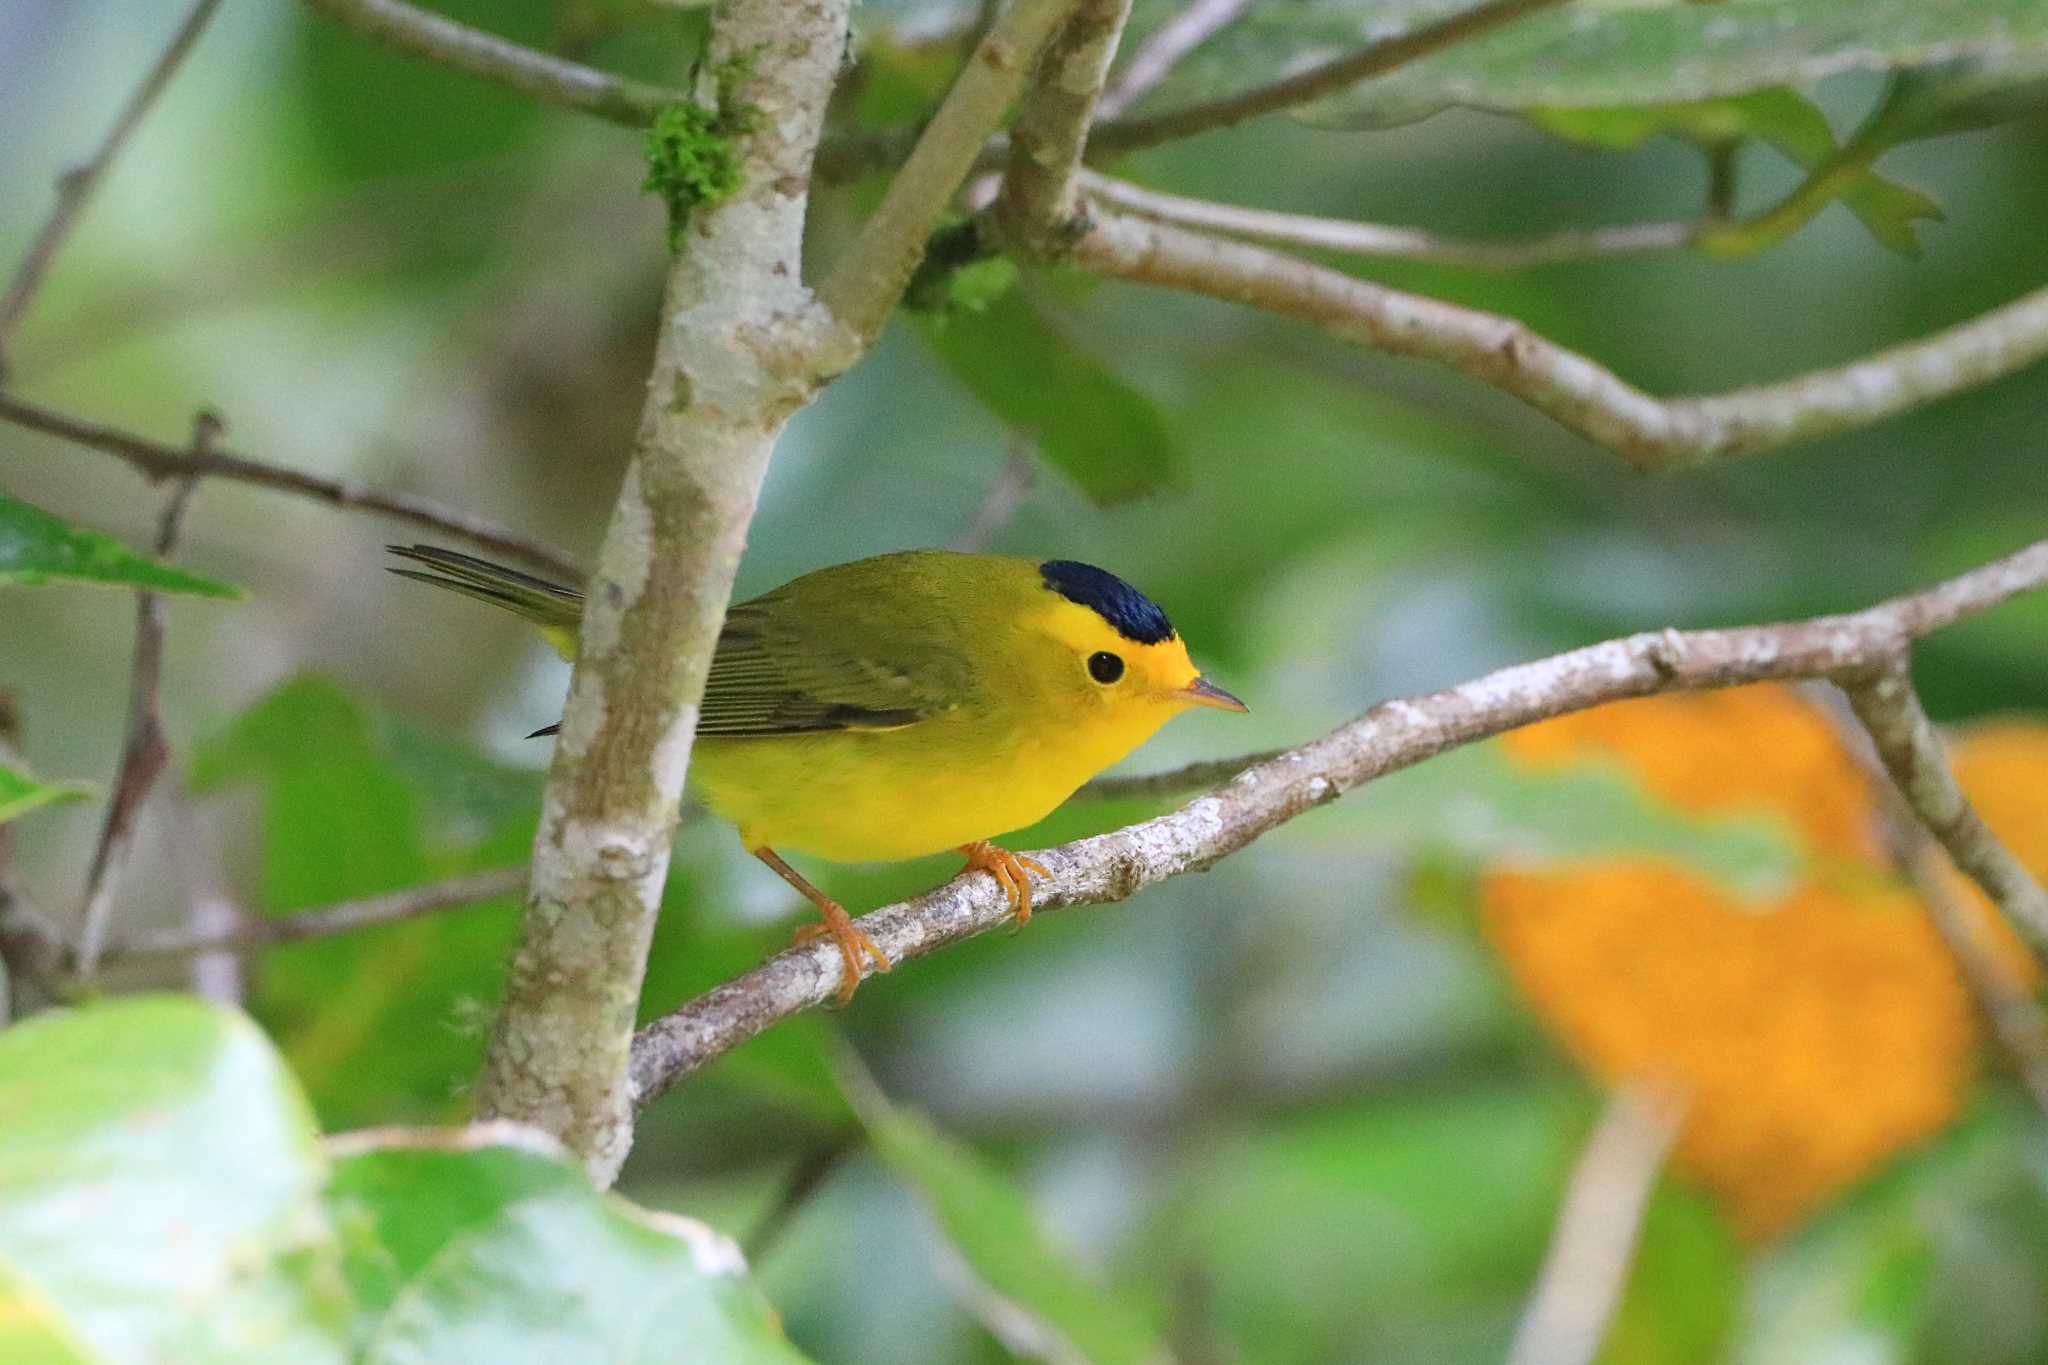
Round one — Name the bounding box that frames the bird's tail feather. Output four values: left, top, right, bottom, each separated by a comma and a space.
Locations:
386, 544, 585, 659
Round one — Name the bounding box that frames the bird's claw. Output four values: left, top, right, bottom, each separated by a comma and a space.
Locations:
959, 841, 1050, 926
793, 901, 891, 1006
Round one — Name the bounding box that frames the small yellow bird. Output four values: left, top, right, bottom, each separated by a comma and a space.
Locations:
389, 546, 1246, 1001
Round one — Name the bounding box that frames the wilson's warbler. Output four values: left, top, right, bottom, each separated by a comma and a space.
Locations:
389, 546, 1245, 1001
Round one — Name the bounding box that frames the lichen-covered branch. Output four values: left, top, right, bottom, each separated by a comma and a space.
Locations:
627, 538, 2048, 1107
1840, 662, 2048, 949
816, 0, 1081, 347
469, 0, 855, 1185
1068, 210, 2048, 469
0, 0, 223, 375
299, 0, 680, 128
0, 394, 582, 580
995, 0, 1133, 253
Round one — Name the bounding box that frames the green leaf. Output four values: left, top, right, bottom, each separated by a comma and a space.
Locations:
0, 492, 240, 597
917, 290, 1181, 504
1531, 90, 1944, 254
0, 996, 350, 1365
332, 1135, 811, 1364
837, 1053, 1169, 1365
0, 759, 91, 825
1132, 0, 2048, 128
1598, 1184, 1741, 1365
189, 675, 528, 1127
0, 1256, 98, 1365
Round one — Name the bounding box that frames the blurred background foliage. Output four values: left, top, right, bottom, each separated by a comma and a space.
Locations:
4, 0, 2048, 1360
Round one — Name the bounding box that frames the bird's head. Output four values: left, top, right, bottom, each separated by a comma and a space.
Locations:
1031, 559, 1246, 724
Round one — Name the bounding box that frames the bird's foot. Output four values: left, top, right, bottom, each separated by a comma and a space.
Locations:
793, 901, 891, 1007
959, 841, 1050, 926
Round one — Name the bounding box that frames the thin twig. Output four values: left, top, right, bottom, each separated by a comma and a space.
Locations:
75, 417, 211, 978
743, 1129, 861, 1263
0, 0, 224, 374
627, 539, 2048, 1106
1506, 1085, 1683, 1365
1078, 749, 1282, 802
1841, 662, 2048, 949
947, 444, 1038, 552
1078, 172, 1697, 269
0, 694, 67, 1020
298, 0, 680, 128
817, 0, 1082, 347
1068, 210, 2048, 469
1089, 0, 1575, 156
1095, 0, 1254, 122
102, 865, 526, 965
0, 394, 582, 580
996, 0, 1135, 252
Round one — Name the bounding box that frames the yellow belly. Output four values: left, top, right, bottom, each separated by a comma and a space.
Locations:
690, 710, 1163, 862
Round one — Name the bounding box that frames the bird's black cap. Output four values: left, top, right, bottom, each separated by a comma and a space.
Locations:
1040, 559, 1176, 645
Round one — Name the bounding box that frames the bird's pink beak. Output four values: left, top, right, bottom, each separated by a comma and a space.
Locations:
1180, 676, 1248, 712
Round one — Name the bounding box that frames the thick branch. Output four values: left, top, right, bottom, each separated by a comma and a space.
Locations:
628, 539, 2048, 1106
0, 0, 223, 374
996, 0, 1134, 252
1089, 0, 1573, 156
471, 0, 854, 1186
1069, 211, 2048, 468
1080, 171, 1695, 269
1841, 662, 2048, 949
816, 0, 1080, 346
0, 394, 581, 580
104, 865, 524, 965
298, 0, 680, 128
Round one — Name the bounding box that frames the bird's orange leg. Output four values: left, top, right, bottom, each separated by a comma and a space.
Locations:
752, 847, 890, 1006
958, 841, 1051, 925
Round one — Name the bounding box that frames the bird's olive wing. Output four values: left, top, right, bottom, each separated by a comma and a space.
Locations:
697, 599, 970, 737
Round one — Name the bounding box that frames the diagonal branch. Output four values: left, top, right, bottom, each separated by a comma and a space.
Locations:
74, 415, 211, 977
1095, 0, 1254, 122
298, 0, 680, 128
627, 538, 2048, 1107
996, 0, 1135, 252
816, 0, 1081, 347
0, 393, 582, 580
0, 0, 224, 375
1088, 0, 1574, 156
1840, 661, 2048, 949
1068, 210, 2048, 469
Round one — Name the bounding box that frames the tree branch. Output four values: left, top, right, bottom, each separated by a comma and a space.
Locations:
102, 865, 525, 965
298, 0, 681, 128
0, 0, 224, 375
1088, 0, 1574, 156
627, 538, 2048, 1107
1095, 0, 1253, 122
0, 394, 582, 580
995, 0, 1134, 253
74, 415, 211, 977
470, 0, 856, 1186
1507, 1085, 1683, 1365
1079, 171, 1696, 269
1840, 662, 2048, 949
1067, 210, 2048, 468
816, 0, 1081, 347
0, 694, 67, 1021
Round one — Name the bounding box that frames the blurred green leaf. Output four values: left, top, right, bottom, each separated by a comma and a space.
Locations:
1599, 1184, 1741, 1365
917, 291, 1182, 503
1531, 90, 1943, 254
838, 1053, 1169, 1365
0, 996, 349, 1365
0, 759, 90, 825
0, 1257, 100, 1365
337, 1137, 810, 1364
0, 492, 240, 598
190, 675, 526, 1127
1135, 0, 2048, 128
1740, 1199, 1934, 1365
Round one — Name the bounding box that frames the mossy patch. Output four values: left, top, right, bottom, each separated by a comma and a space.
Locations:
640, 52, 762, 252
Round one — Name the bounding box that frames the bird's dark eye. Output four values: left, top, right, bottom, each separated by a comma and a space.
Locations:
1087, 651, 1125, 684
